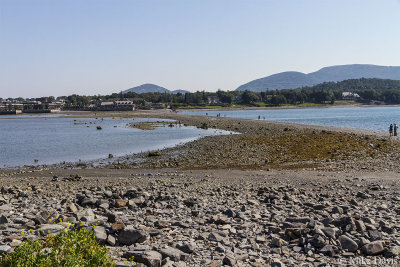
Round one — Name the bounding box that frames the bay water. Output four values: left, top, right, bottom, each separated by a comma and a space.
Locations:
186, 106, 400, 132
0, 116, 231, 168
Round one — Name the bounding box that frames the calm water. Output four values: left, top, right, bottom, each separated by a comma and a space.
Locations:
0, 113, 70, 118
0, 117, 231, 167
186, 106, 400, 132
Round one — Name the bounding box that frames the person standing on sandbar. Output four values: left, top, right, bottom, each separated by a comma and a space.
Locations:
389, 124, 393, 137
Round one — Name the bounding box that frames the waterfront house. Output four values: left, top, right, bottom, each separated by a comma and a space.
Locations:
99, 101, 135, 111
342, 92, 361, 100
207, 96, 221, 105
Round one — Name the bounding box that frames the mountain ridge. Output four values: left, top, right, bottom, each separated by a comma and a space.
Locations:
123, 84, 189, 94
236, 64, 400, 92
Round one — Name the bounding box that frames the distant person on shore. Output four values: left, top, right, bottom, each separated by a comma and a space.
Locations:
395, 124, 398, 136
389, 124, 393, 137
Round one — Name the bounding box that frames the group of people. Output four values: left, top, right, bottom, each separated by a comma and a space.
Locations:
389, 123, 398, 137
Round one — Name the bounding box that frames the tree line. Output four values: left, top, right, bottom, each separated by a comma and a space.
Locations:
60, 78, 400, 108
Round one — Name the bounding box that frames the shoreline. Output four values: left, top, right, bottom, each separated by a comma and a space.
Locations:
1, 109, 398, 171
1, 102, 400, 119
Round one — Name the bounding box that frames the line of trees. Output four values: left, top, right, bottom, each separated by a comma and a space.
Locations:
57, 78, 400, 108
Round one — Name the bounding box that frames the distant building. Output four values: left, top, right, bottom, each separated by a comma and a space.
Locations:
100, 102, 114, 106
99, 101, 135, 111
207, 96, 221, 105
114, 100, 133, 106
342, 92, 361, 100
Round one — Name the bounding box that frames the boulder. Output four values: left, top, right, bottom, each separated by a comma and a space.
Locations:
338, 235, 358, 252
118, 229, 147, 245
362, 241, 385, 255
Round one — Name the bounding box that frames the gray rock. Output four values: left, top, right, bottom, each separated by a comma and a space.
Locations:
215, 245, 225, 253
39, 224, 64, 236
154, 220, 169, 229
208, 232, 224, 242
314, 204, 326, 210
332, 206, 343, 214
224, 208, 236, 218
362, 241, 385, 255
104, 191, 113, 198
81, 197, 97, 206
355, 220, 366, 232
222, 254, 237, 266
309, 234, 326, 248
358, 237, 370, 247
94, 226, 107, 243
368, 229, 382, 241
285, 217, 310, 223
322, 227, 336, 239
0, 205, 13, 211
9, 239, 22, 247
66, 216, 77, 224
271, 236, 287, 247
176, 242, 196, 254
118, 229, 147, 245
0, 215, 8, 224
320, 245, 338, 257
0, 245, 12, 255
34, 210, 51, 224
76, 208, 95, 221
125, 250, 162, 267
67, 203, 78, 213
159, 246, 187, 261
271, 259, 286, 267
107, 234, 116, 246
339, 235, 358, 252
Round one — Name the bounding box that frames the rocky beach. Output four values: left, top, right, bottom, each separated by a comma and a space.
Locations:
1, 110, 400, 266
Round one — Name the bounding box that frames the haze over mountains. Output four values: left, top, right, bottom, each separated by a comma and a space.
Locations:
123, 84, 189, 94
236, 64, 400, 92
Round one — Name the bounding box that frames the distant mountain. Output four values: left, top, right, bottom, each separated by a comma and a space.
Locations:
123, 84, 189, 94
123, 84, 169, 94
236, 64, 400, 92
171, 89, 190, 94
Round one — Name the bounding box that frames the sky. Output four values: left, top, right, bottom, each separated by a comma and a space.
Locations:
1, 0, 400, 98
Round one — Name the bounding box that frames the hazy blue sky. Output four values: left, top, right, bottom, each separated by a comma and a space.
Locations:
1, 0, 400, 98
